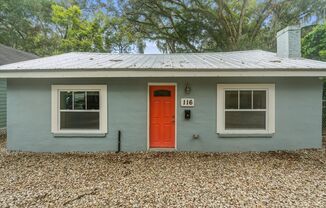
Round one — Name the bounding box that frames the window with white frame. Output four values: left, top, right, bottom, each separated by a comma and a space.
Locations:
217, 84, 275, 135
51, 85, 107, 135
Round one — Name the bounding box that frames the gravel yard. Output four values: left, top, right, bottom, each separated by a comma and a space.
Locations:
0, 138, 325, 207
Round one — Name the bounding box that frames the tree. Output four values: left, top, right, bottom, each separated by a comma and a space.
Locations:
302, 23, 326, 61
51, 4, 105, 53
123, 0, 326, 53
0, 0, 56, 56
0, 0, 145, 55
1, 0, 325, 55
55, 0, 145, 53
93, 0, 146, 53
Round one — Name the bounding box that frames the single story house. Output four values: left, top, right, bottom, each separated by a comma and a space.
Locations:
0, 26, 326, 152
0, 44, 38, 136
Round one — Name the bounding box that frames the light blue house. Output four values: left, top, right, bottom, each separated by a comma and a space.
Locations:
0, 26, 325, 152
0, 44, 38, 136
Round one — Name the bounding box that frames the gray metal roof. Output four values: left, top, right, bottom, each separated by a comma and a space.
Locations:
0, 50, 325, 71
0, 44, 38, 65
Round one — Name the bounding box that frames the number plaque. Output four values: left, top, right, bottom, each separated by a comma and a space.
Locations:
181, 98, 194, 107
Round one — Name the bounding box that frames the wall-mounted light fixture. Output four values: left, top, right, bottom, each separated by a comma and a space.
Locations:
185, 82, 191, 94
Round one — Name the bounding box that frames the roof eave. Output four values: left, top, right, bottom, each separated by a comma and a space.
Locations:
1, 69, 326, 78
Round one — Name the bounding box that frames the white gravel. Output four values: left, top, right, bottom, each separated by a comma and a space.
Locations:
0, 138, 325, 207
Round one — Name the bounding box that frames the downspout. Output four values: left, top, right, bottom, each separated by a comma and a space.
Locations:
116, 130, 121, 153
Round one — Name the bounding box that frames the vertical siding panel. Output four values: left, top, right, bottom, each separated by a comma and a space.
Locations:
0, 79, 6, 128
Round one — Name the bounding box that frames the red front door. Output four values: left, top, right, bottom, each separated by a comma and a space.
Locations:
149, 85, 175, 148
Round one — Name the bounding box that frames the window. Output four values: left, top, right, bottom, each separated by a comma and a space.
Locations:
51, 85, 107, 135
154, 89, 171, 97
217, 84, 275, 135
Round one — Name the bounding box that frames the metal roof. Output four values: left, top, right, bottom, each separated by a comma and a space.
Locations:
0, 50, 325, 71
0, 44, 38, 65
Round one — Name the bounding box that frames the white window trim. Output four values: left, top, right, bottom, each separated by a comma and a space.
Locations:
217, 84, 275, 135
51, 85, 107, 135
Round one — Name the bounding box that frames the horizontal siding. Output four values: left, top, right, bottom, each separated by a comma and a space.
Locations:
0, 79, 6, 128
6, 77, 322, 152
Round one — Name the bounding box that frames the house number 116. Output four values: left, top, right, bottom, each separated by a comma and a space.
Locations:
181, 98, 195, 107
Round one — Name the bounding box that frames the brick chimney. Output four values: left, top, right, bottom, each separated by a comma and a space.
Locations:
276, 25, 301, 58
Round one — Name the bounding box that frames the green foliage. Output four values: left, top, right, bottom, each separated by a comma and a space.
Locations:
98, 0, 145, 53
0, 0, 143, 55
320, 50, 326, 60
123, 0, 325, 53
51, 4, 104, 53
0, 0, 56, 56
103, 16, 143, 53
0, 0, 325, 55
302, 23, 326, 61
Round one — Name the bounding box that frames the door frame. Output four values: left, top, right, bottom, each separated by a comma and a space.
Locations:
147, 82, 177, 150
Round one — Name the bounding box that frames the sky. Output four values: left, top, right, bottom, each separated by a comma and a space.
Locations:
144, 41, 161, 54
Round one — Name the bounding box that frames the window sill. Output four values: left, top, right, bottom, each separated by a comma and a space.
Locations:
52, 132, 107, 138
218, 133, 274, 138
